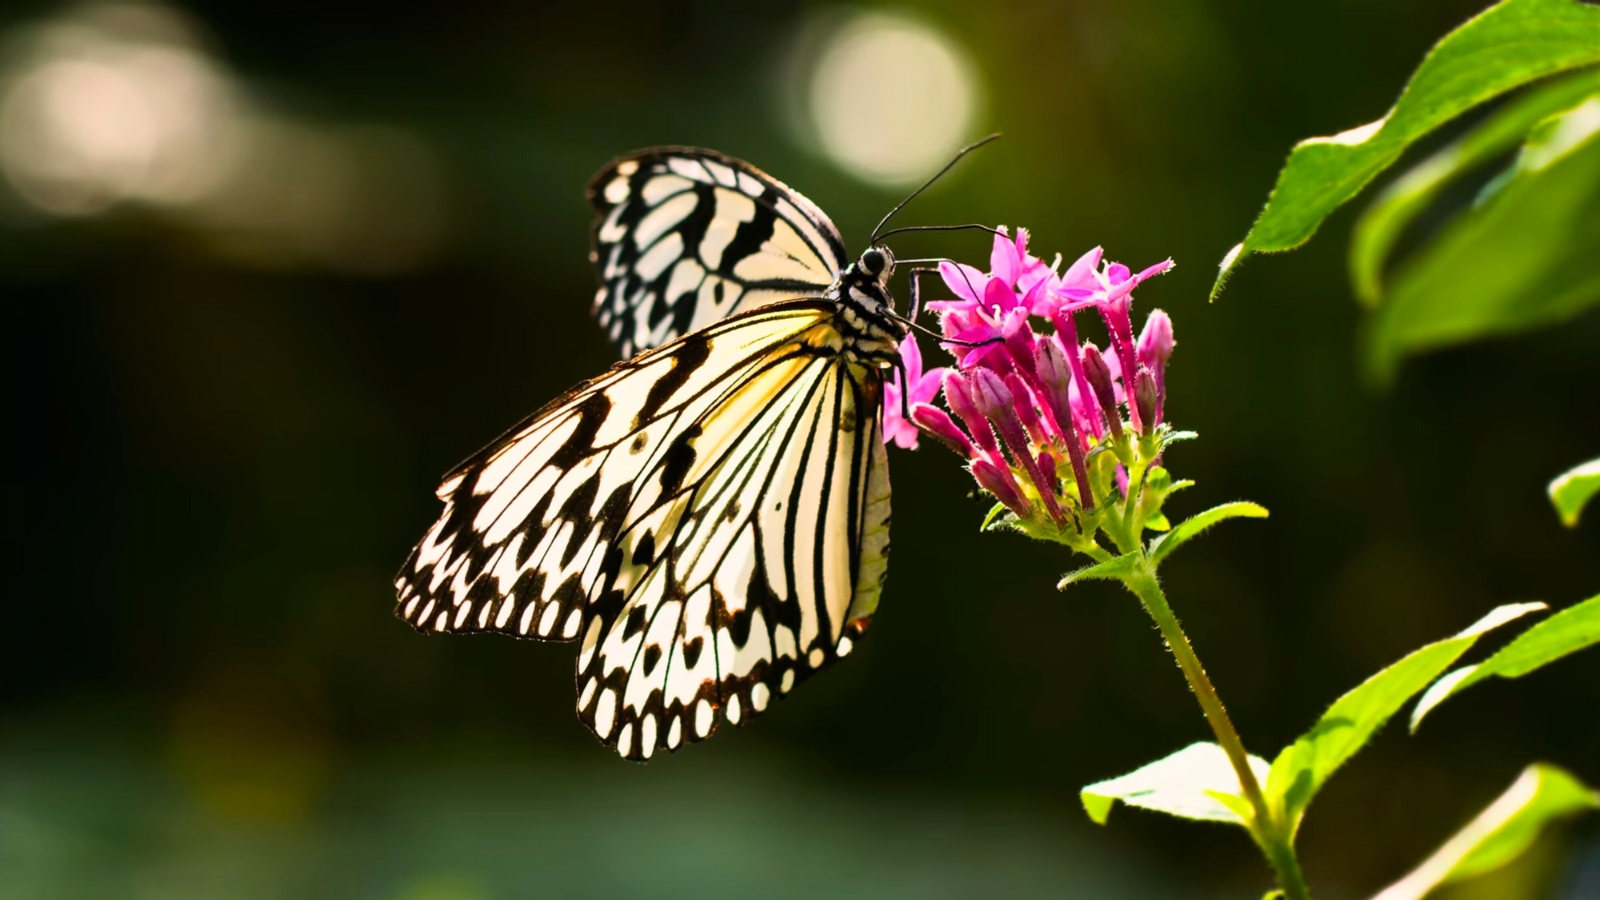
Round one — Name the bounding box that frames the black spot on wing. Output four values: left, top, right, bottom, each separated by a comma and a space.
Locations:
722, 201, 778, 274
631, 531, 655, 566
623, 605, 647, 640
657, 424, 701, 498
551, 393, 611, 469
638, 334, 709, 423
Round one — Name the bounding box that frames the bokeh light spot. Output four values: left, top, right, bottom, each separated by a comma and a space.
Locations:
0, 1, 448, 274
804, 12, 980, 188
0, 12, 239, 215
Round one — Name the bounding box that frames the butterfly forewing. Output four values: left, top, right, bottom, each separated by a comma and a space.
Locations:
396, 301, 891, 760
589, 148, 850, 357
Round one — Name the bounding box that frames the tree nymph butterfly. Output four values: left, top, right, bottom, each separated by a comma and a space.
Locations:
396, 144, 990, 760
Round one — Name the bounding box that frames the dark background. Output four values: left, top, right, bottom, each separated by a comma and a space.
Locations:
6, 1, 1598, 898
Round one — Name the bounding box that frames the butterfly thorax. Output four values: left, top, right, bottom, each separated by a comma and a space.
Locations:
829, 252, 907, 369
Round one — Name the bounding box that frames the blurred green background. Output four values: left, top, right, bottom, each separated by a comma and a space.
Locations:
5, 1, 1597, 898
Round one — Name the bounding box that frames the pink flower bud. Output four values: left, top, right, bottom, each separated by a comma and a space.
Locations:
1049, 310, 1105, 439
1137, 309, 1174, 423
1080, 344, 1124, 441
1137, 309, 1175, 372
971, 369, 1065, 525
1037, 447, 1058, 486
911, 405, 977, 460
1031, 341, 1074, 437
1098, 298, 1142, 432
971, 458, 1031, 519
1032, 339, 1094, 510
1003, 373, 1051, 448
969, 369, 1028, 463
944, 371, 999, 456
1134, 366, 1159, 433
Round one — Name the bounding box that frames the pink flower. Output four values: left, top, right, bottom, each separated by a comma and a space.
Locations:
883, 333, 947, 450
906, 225, 1178, 527
930, 272, 1021, 371
928, 227, 1062, 371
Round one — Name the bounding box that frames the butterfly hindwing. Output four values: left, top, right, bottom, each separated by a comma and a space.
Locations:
588, 148, 850, 357
395, 300, 891, 759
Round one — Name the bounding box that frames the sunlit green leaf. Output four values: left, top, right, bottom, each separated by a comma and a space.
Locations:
1147, 502, 1269, 566
1211, 0, 1600, 299
1368, 764, 1598, 900
1156, 429, 1199, 452
1080, 742, 1270, 828
1058, 552, 1139, 588
1412, 594, 1599, 730
980, 502, 1011, 531
1349, 68, 1600, 307
1548, 457, 1600, 527
1364, 97, 1600, 383
1266, 603, 1546, 835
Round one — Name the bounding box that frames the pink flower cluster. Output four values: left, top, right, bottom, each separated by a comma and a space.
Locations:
884, 228, 1175, 527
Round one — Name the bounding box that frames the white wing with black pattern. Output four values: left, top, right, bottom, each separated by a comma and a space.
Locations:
588, 148, 850, 358
395, 301, 891, 760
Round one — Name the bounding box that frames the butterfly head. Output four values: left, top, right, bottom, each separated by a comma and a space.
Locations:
857, 246, 895, 285
832, 245, 907, 362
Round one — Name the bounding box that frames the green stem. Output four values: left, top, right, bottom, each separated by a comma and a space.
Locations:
1122, 566, 1312, 900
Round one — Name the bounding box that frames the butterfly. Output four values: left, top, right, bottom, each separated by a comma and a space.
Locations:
395, 148, 916, 760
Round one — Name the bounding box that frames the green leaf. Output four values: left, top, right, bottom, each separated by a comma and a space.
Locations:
1147, 502, 1270, 566
1080, 742, 1271, 828
1156, 429, 1199, 452
1412, 594, 1599, 730
1368, 764, 1598, 900
1548, 457, 1600, 527
1211, 0, 1600, 299
1363, 96, 1600, 382
980, 502, 1010, 531
1266, 603, 1546, 835
1349, 68, 1600, 307
1058, 552, 1139, 589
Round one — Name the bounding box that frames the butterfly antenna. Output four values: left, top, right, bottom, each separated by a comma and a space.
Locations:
869, 133, 1002, 245
874, 223, 1007, 243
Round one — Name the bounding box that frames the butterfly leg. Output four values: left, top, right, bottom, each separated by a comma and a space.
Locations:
890, 354, 911, 421
907, 266, 940, 322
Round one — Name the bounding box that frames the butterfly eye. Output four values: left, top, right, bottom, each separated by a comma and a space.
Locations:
860, 249, 885, 275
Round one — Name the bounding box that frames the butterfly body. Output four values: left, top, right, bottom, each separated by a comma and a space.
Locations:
398, 148, 905, 760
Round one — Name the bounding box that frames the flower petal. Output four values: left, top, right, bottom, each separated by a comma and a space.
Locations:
939, 261, 987, 303
1136, 258, 1174, 282
1061, 246, 1103, 290
898, 332, 924, 383
990, 229, 1019, 287
984, 277, 1018, 315
914, 369, 947, 404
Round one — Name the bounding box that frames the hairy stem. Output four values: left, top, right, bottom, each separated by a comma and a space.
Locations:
1122, 567, 1312, 900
